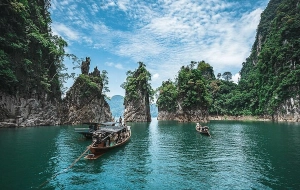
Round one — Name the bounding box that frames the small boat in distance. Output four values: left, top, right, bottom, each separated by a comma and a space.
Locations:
85, 124, 131, 160
75, 122, 121, 139
196, 123, 211, 136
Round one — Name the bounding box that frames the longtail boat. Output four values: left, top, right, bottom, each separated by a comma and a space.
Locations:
196, 123, 211, 136
85, 124, 131, 159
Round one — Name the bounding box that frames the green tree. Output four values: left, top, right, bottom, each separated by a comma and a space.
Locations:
121, 62, 154, 103
222, 72, 232, 82
0, 0, 68, 100
156, 79, 177, 112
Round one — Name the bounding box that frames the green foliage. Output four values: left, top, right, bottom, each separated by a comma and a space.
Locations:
177, 65, 210, 110
197, 60, 216, 80
238, 0, 300, 116
222, 72, 232, 82
156, 80, 177, 112
156, 0, 299, 118
121, 62, 153, 103
0, 0, 67, 100
76, 74, 102, 99
157, 61, 211, 113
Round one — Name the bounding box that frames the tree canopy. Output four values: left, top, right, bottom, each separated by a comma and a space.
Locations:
0, 0, 67, 100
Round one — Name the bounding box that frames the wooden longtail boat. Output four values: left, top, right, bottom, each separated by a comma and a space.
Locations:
85, 125, 131, 159
196, 123, 211, 136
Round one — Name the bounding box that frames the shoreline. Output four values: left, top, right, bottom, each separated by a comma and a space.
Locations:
208, 115, 299, 123
1, 115, 299, 128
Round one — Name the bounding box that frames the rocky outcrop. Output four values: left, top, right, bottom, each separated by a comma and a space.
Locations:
274, 97, 300, 122
60, 68, 113, 124
175, 109, 208, 123
0, 64, 114, 127
158, 106, 208, 123
0, 92, 60, 127
123, 90, 151, 122
157, 111, 176, 121
123, 62, 152, 122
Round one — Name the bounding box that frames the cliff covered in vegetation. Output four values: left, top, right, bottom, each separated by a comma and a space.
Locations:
237, 0, 300, 121
157, 0, 300, 122
122, 62, 152, 122
0, 1, 113, 127
0, 0, 67, 127
61, 62, 113, 124
157, 61, 211, 122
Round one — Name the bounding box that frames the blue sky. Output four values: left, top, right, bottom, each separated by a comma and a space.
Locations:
50, 0, 269, 97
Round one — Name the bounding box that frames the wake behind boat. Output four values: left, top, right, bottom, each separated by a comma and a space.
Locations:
196, 123, 210, 136
85, 124, 131, 160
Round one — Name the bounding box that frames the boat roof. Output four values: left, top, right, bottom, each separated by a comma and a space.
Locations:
97, 126, 125, 133
82, 122, 120, 126
100, 122, 120, 126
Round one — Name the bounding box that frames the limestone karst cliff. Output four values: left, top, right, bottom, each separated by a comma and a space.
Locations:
122, 62, 152, 122
239, 0, 300, 122
0, 92, 61, 127
156, 66, 210, 123
60, 60, 113, 124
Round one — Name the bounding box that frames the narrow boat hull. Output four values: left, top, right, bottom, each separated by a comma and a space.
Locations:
87, 130, 131, 159
196, 127, 211, 136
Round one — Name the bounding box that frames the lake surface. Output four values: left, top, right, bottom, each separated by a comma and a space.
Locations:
1, 119, 300, 189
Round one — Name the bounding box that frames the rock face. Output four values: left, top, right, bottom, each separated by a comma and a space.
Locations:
0, 92, 60, 127
157, 111, 176, 121
274, 97, 300, 122
157, 105, 208, 123
123, 90, 151, 122
123, 62, 152, 122
60, 70, 113, 124
0, 65, 113, 127
238, 0, 300, 121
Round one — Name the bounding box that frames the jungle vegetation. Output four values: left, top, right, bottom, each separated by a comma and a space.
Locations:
121, 62, 154, 104
156, 0, 300, 117
0, 0, 69, 100
1, 0, 299, 119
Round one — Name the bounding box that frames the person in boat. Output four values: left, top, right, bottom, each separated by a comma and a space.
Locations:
119, 116, 122, 124
196, 123, 201, 130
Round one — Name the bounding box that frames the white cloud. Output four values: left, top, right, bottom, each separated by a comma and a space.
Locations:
105, 62, 124, 70
152, 73, 159, 80
115, 64, 124, 69
51, 23, 79, 41
50, 0, 268, 95
101, 0, 116, 9
117, 0, 129, 11
232, 73, 240, 84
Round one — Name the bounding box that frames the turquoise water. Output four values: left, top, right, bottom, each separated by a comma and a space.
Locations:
0, 119, 300, 189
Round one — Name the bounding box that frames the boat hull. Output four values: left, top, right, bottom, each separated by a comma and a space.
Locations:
196, 127, 210, 136
88, 130, 131, 157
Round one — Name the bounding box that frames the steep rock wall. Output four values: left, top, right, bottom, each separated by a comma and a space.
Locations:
157, 111, 176, 121
60, 74, 113, 124
0, 92, 60, 127
274, 97, 300, 122
158, 105, 208, 123
123, 90, 151, 122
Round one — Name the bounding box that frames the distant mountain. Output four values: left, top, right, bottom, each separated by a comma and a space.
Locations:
107, 95, 158, 119
107, 95, 124, 119
150, 104, 158, 118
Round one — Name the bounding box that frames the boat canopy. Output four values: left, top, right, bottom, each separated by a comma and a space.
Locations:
96, 126, 125, 133
100, 122, 120, 126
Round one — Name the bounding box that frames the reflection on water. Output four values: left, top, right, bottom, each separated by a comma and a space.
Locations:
0, 119, 300, 189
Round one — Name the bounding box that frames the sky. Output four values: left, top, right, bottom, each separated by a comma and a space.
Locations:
50, 0, 269, 97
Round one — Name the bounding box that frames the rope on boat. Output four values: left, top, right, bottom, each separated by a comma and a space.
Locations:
38, 142, 94, 188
